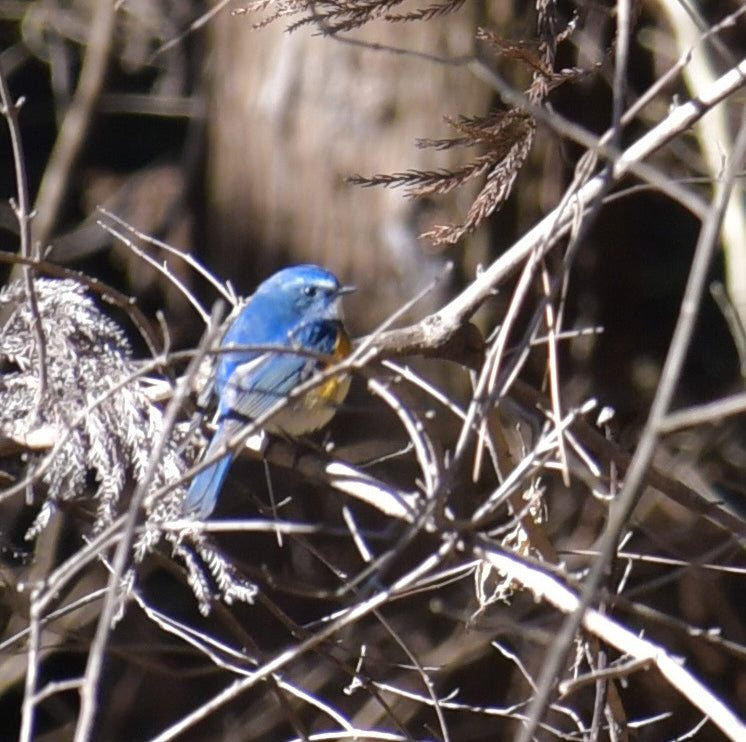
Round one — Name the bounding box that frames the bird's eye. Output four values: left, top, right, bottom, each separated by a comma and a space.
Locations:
303, 286, 318, 298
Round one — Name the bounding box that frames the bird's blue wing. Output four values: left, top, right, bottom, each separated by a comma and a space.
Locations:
219, 352, 306, 423
218, 321, 339, 426
183, 354, 307, 518
214, 307, 265, 396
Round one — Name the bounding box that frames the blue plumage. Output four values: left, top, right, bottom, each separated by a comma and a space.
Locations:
183, 265, 353, 519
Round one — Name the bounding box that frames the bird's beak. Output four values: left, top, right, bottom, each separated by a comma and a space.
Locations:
338, 284, 356, 296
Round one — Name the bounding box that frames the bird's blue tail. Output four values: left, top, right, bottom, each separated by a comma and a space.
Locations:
183, 422, 235, 520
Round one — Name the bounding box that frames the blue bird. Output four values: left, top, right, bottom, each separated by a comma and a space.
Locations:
184, 265, 354, 519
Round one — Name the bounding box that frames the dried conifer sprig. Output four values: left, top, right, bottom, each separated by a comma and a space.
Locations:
421, 120, 536, 244
350, 108, 536, 244
349, 153, 502, 197
0, 278, 189, 538
418, 110, 533, 151
477, 30, 557, 78
343, 0, 577, 245
239, 0, 468, 33
349, 109, 534, 208
241, 1, 576, 245
477, 27, 593, 98
0, 278, 260, 613
383, 0, 468, 23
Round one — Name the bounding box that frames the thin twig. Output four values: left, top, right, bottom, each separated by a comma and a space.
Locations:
0, 58, 48, 415
518, 98, 746, 742
477, 541, 746, 741
73, 307, 224, 742
31, 0, 115, 247
148, 536, 459, 741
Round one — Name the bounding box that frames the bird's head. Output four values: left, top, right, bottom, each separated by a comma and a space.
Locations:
255, 264, 355, 321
